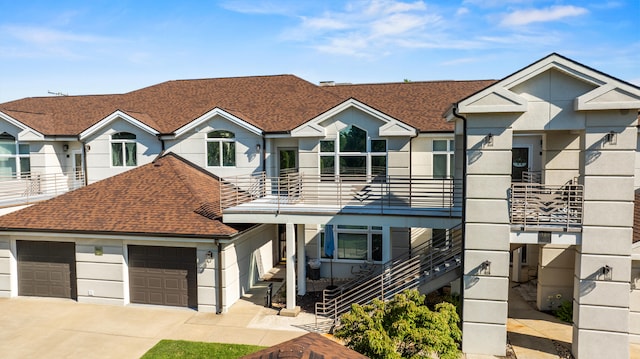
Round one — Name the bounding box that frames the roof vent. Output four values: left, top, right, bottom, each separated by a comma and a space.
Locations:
319, 81, 335, 87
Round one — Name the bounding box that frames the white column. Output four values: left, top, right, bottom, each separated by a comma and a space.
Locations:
297, 224, 306, 295
511, 247, 522, 282
286, 222, 296, 310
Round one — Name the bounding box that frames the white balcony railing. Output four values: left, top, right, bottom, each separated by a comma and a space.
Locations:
0, 171, 85, 207
220, 172, 462, 216
510, 182, 584, 232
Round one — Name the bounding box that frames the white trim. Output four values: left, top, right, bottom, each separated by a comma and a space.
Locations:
291, 98, 417, 137
0, 111, 45, 140
172, 107, 263, 139
79, 110, 159, 140
0, 231, 223, 244
575, 83, 640, 110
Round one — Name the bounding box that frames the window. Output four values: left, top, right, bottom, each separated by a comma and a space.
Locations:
0, 133, 30, 178
320, 225, 383, 262
433, 139, 454, 178
207, 130, 236, 167
319, 125, 387, 178
111, 132, 136, 167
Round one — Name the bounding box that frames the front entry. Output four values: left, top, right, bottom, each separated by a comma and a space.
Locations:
512, 135, 542, 182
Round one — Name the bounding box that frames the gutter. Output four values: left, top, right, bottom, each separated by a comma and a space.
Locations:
451, 103, 467, 322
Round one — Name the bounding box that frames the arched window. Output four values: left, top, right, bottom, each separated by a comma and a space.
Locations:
0, 133, 30, 178
319, 125, 387, 178
111, 132, 136, 167
207, 130, 236, 167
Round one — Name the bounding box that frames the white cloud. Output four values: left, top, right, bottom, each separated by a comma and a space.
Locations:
456, 7, 470, 16
500, 5, 588, 26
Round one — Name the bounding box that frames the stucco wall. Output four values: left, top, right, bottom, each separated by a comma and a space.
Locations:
536, 245, 574, 311
84, 119, 162, 184
165, 114, 263, 178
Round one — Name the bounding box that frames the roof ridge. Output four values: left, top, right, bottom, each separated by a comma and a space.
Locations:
159, 153, 219, 209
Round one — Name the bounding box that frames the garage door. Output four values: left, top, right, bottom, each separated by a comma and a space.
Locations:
17, 241, 77, 299
128, 245, 197, 308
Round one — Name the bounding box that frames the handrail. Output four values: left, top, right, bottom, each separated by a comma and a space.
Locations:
510, 182, 584, 231
0, 171, 85, 207
219, 172, 462, 214
314, 223, 463, 326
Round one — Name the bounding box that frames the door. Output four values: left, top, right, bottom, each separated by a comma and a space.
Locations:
17, 241, 77, 299
72, 150, 83, 181
512, 135, 542, 182
278, 148, 298, 175
128, 245, 197, 308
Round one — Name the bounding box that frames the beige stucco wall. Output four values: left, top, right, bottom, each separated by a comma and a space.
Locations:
536, 245, 574, 311
84, 119, 162, 184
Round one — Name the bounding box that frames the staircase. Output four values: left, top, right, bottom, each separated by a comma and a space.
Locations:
314, 224, 463, 326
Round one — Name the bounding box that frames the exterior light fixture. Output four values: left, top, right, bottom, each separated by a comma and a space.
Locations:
484, 133, 494, 147
480, 260, 491, 275
256, 144, 261, 152
601, 265, 612, 281
206, 250, 213, 263
63, 144, 69, 152
605, 131, 617, 145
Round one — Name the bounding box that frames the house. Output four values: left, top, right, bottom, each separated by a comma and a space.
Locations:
0, 53, 638, 359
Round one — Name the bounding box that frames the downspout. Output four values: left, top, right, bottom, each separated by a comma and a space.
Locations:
261, 137, 266, 173
215, 239, 224, 314
451, 103, 467, 323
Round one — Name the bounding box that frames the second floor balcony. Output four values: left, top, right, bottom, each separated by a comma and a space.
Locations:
0, 171, 85, 208
220, 172, 463, 218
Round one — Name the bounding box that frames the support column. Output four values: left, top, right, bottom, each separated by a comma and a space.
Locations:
297, 224, 306, 296
573, 120, 635, 359
281, 222, 300, 316
382, 226, 392, 262
461, 125, 513, 356
511, 247, 522, 282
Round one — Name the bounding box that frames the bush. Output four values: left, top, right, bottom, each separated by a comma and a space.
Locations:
334, 289, 461, 359
554, 300, 573, 323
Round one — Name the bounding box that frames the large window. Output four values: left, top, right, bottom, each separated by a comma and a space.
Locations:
320, 125, 387, 178
207, 130, 236, 167
111, 132, 137, 167
433, 139, 454, 178
0, 133, 30, 178
320, 225, 383, 262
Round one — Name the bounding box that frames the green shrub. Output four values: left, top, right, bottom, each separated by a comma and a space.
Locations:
554, 300, 573, 323
334, 289, 461, 359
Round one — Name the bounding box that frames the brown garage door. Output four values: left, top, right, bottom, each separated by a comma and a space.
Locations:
17, 241, 76, 299
128, 245, 197, 308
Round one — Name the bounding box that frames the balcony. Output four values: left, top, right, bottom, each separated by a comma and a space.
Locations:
0, 172, 85, 208
220, 172, 462, 218
509, 182, 584, 232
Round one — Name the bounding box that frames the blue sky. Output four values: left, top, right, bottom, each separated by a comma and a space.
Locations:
0, 0, 638, 103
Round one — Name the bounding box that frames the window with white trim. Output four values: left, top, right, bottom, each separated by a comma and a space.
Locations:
319, 125, 387, 178
0, 133, 30, 178
207, 130, 236, 167
433, 139, 454, 178
111, 132, 137, 167
320, 225, 383, 262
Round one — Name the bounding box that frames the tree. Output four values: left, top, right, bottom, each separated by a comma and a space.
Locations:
334, 289, 461, 359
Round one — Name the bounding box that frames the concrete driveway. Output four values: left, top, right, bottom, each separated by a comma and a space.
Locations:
0, 282, 315, 359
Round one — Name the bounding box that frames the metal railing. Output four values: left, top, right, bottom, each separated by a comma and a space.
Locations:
220, 172, 462, 214
509, 182, 584, 231
0, 171, 85, 207
314, 224, 463, 326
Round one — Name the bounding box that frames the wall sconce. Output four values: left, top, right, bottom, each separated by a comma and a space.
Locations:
604, 131, 617, 145
206, 250, 213, 263
85, 144, 91, 152
480, 260, 491, 275
484, 133, 494, 147
63, 144, 69, 152
256, 144, 261, 152
601, 265, 612, 281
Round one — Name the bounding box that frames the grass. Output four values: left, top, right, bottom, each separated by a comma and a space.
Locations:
140, 340, 265, 359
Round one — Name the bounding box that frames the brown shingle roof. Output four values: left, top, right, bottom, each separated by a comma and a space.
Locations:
0, 75, 495, 136
322, 80, 497, 132
0, 153, 243, 237
240, 333, 367, 359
